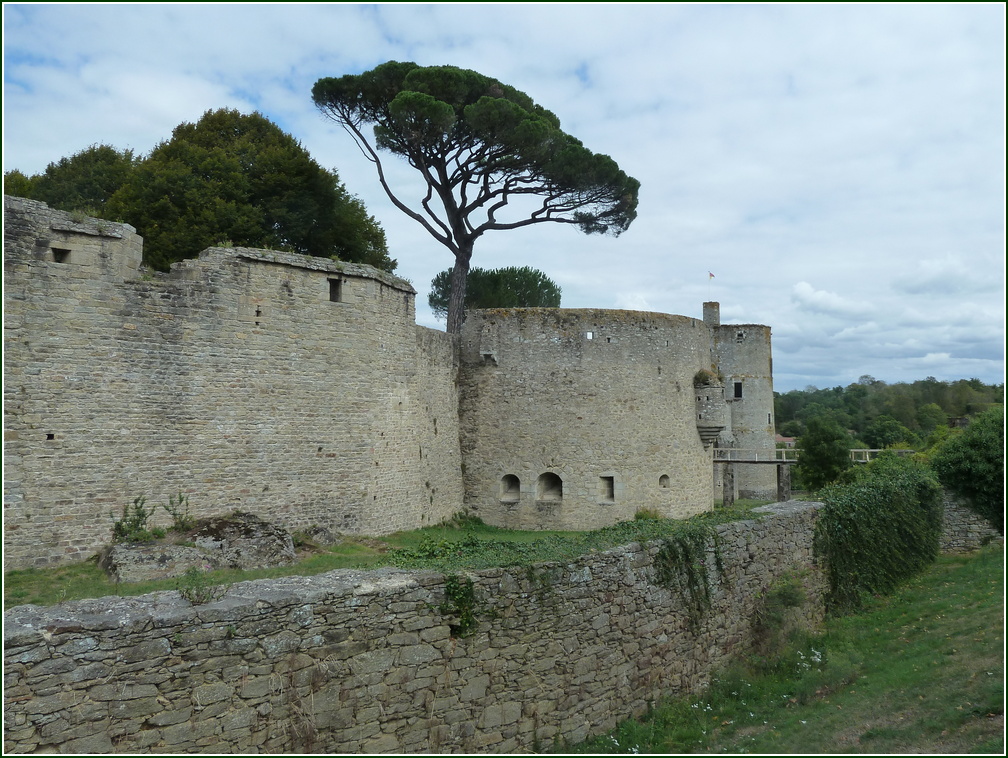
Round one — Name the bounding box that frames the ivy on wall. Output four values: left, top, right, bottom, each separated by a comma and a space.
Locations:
439, 574, 478, 638
653, 522, 724, 632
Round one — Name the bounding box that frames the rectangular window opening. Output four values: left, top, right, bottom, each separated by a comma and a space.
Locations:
734, 381, 743, 399
328, 278, 343, 303
600, 476, 615, 503
52, 248, 71, 263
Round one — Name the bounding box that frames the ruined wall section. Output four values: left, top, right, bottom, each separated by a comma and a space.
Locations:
458, 309, 714, 529
2, 197, 461, 568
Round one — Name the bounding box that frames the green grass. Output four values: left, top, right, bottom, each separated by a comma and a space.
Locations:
575, 543, 1004, 754
2, 501, 769, 609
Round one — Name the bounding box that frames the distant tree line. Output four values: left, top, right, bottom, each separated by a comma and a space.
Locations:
781, 376, 1003, 535
3, 108, 395, 273
775, 375, 1003, 449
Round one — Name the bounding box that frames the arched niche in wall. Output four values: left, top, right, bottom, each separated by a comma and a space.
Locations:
500, 474, 520, 502
536, 472, 563, 501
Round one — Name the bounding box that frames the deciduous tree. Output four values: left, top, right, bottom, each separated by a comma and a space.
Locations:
864, 415, 919, 449
312, 62, 639, 333
4, 144, 138, 215
107, 109, 393, 272
796, 417, 853, 491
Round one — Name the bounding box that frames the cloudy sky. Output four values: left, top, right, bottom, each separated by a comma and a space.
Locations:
3, 3, 1004, 392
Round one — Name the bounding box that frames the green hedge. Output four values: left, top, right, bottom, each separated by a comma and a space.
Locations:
930, 407, 1004, 533
814, 452, 942, 615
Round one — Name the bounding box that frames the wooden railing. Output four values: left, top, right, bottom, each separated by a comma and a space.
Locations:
713, 448, 915, 463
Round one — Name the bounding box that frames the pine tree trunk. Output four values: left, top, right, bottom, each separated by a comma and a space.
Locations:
446, 248, 472, 335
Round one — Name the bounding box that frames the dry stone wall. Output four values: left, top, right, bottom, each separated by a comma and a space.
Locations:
3, 196, 462, 569
2, 502, 825, 754
940, 493, 1003, 552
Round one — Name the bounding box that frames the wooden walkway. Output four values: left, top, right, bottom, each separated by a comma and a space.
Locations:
714, 447, 915, 507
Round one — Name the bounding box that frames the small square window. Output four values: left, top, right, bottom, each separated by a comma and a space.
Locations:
52, 248, 71, 263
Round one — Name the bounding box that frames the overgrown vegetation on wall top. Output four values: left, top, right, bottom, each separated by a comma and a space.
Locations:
814, 452, 942, 614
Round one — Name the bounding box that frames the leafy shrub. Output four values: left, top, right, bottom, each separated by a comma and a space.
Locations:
443, 510, 486, 530
815, 452, 942, 614
163, 490, 197, 532
176, 565, 226, 605
930, 407, 1004, 532
111, 496, 163, 543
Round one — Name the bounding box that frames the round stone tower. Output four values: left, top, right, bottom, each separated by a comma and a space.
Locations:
458, 308, 717, 530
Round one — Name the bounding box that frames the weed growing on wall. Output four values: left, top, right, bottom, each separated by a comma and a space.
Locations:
439, 574, 477, 637
176, 566, 227, 605
814, 452, 942, 615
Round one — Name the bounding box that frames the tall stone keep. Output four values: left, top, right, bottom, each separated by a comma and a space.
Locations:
457, 305, 777, 529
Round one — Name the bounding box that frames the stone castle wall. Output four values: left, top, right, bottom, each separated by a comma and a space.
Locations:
2, 502, 825, 754
3, 196, 778, 568
458, 309, 716, 529
2, 197, 462, 569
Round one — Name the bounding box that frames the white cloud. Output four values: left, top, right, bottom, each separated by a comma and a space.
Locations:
2, 2, 1003, 392
791, 282, 875, 320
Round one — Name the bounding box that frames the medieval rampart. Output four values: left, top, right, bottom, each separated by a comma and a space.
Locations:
2, 502, 825, 754
3, 196, 778, 568
2, 196, 462, 569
